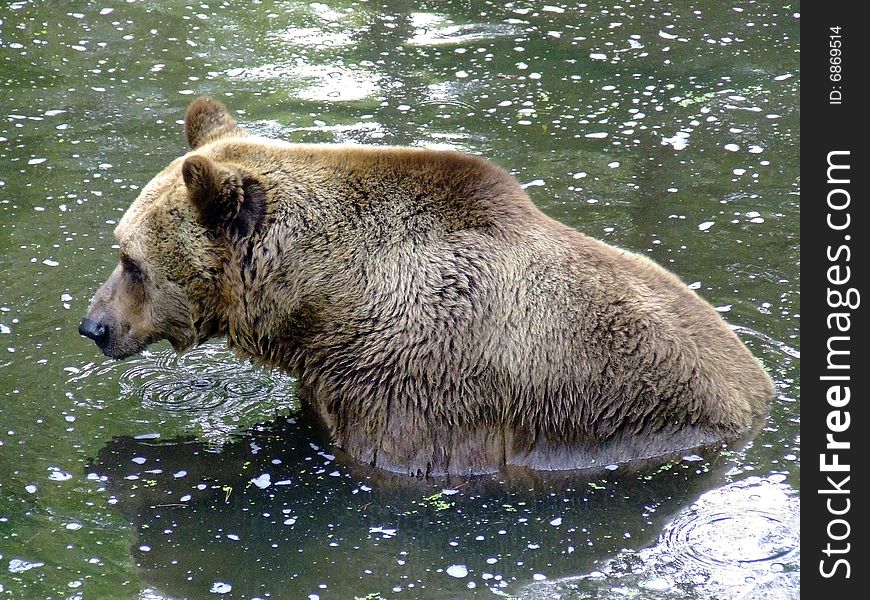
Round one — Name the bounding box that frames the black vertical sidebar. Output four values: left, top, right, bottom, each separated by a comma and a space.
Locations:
802, 4, 866, 598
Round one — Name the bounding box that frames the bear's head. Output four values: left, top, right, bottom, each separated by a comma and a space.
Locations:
79, 97, 264, 359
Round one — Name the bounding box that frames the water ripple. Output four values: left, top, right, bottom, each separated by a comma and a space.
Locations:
660, 477, 799, 571
70, 343, 298, 440
520, 476, 799, 599
732, 325, 800, 359
406, 18, 518, 47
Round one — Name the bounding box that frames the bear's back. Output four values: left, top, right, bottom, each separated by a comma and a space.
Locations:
209, 140, 547, 238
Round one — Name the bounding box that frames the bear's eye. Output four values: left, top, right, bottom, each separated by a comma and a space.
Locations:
121, 255, 144, 282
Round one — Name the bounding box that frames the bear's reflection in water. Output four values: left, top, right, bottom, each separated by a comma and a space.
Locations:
90, 413, 745, 599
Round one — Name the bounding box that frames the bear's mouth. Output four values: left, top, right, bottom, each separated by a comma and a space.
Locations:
95, 337, 149, 361
79, 317, 156, 360
101, 343, 145, 361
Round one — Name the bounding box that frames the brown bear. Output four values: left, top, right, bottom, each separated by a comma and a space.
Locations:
79, 97, 774, 476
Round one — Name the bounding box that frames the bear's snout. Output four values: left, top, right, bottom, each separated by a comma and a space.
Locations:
79, 317, 109, 349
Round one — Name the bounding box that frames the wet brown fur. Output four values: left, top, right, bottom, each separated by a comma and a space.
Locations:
82, 97, 774, 475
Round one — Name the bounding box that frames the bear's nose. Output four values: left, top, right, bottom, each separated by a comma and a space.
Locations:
79, 317, 108, 344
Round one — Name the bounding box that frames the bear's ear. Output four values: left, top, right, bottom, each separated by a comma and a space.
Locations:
182, 155, 266, 237
182, 155, 243, 229
184, 96, 246, 149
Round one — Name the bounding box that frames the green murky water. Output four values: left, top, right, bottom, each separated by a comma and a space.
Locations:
1, 1, 799, 598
